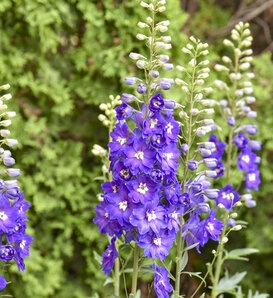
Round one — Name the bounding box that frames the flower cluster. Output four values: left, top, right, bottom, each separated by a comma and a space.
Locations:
0, 84, 32, 290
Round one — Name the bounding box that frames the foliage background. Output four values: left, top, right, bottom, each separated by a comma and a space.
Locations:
0, 0, 272, 297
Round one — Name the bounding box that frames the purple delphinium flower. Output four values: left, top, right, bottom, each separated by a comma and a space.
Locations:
164, 115, 180, 143
215, 185, 240, 210
138, 229, 175, 261
234, 133, 248, 150
237, 147, 256, 172
137, 83, 146, 94
153, 265, 172, 298
0, 196, 17, 233
149, 93, 164, 112
124, 137, 156, 174
115, 103, 134, 120
108, 122, 133, 154
0, 245, 15, 261
0, 276, 6, 291
101, 237, 118, 276
157, 144, 180, 175
188, 161, 198, 171
245, 168, 261, 191
208, 134, 226, 160
143, 112, 166, 137
130, 203, 166, 235
211, 161, 225, 179
201, 210, 224, 244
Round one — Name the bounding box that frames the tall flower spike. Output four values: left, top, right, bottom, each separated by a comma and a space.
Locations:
0, 83, 33, 290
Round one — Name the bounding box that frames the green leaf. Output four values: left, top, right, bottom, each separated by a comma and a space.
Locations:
247, 290, 269, 298
217, 271, 247, 292
129, 290, 141, 298
93, 251, 102, 266
224, 248, 259, 261
185, 242, 199, 251
179, 251, 188, 272
182, 271, 206, 286
103, 277, 114, 286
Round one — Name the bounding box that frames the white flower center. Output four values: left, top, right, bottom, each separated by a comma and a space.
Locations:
248, 173, 256, 181
242, 155, 250, 163
0, 211, 7, 221
105, 212, 109, 218
150, 118, 158, 129
163, 152, 173, 161
222, 192, 234, 200
112, 185, 118, 193
119, 201, 128, 211
170, 212, 178, 219
146, 210, 157, 222
20, 240, 26, 250
208, 223, 214, 231
137, 183, 149, 194
166, 123, 173, 134
135, 150, 144, 160
153, 238, 161, 246
154, 100, 161, 107
117, 137, 127, 145
120, 169, 130, 178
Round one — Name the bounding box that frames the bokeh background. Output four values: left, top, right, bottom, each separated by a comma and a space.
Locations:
0, 0, 272, 297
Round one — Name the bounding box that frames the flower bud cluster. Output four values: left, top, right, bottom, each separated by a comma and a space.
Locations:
0, 84, 33, 289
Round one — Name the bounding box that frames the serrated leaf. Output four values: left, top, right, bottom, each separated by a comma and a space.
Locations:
217, 271, 247, 291
179, 251, 188, 272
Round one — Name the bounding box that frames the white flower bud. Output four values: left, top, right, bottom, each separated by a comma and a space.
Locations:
243, 29, 251, 36
241, 40, 251, 47
103, 120, 110, 126
215, 80, 229, 90
179, 111, 189, 119
186, 43, 194, 50
198, 59, 209, 66
200, 99, 217, 107
245, 72, 255, 79
0, 94, 12, 101
98, 114, 106, 122
181, 86, 189, 94
158, 0, 166, 5
189, 58, 195, 67
191, 108, 200, 116
200, 50, 209, 56
182, 47, 192, 55
175, 78, 187, 86
242, 49, 253, 56
231, 212, 238, 218
195, 79, 204, 85
1, 112, 16, 118
176, 65, 186, 72
202, 87, 213, 94
241, 57, 253, 63
202, 108, 214, 115
235, 89, 244, 97
99, 104, 107, 111
0, 120, 11, 127
0, 129, 10, 137
157, 20, 170, 27
229, 73, 242, 80
146, 17, 152, 24
137, 21, 149, 28
244, 87, 253, 95
157, 6, 166, 12
161, 36, 172, 42
136, 60, 146, 69
0, 84, 10, 90
129, 52, 146, 60
156, 25, 168, 32
215, 64, 229, 72
222, 56, 232, 63
245, 96, 256, 104
140, 1, 149, 8
233, 225, 242, 231
218, 203, 225, 209
222, 237, 229, 244
235, 201, 242, 207
198, 73, 209, 79
194, 93, 203, 101
136, 33, 147, 40
223, 39, 233, 47
189, 36, 197, 43
0, 105, 8, 111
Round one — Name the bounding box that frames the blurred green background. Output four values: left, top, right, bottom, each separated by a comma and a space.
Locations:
0, 0, 272, 297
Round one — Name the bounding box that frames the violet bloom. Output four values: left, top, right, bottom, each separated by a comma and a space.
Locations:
208, 134, 226, 160
211, 161, 225, 179
164, 183, 183, 206
164, 115, 180, 143
130, 203, 166, 235
105, 186, 135, 227
167, 206, 182, 233
0, 276, 6, 291
149, 93, 164, 112
153, 265, 172, 298
202, 210, 224, 244
227, 116, 236, 127
137, 83, 146, 94
124, 137, 156, 174
234, 133, 248, 149
0, 245, 15, 261
138, 229, 175, 261
1, 180, 20, 200
127, 175, 160, 204
237, 147, 256, 172
157, 144, 180, 174
0, 196, 17, 233
215, 185, 240, 210
151, 134, 166, 148
100, 237, 118, 276
93, 201, 122, 237
143, 112, 166, 137
181, 144, 189, 153
112, 160, 132, 181
108, 122, 133, 154
188, 161, 198, 171
115, 103, 133, 120
182, 213, 202, 253
14, 234, 33, 259
245, 168, 261, 191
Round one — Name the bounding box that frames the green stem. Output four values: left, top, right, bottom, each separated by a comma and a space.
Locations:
174, 48, 198, 298
131, 243, 139, 296
114, 257, 120, 296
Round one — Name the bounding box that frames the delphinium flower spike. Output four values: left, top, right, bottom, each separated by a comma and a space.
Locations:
93, 1, 181, 296
206, 22, 261, 298
0, 83, 33, 291
173, 37, 225, 298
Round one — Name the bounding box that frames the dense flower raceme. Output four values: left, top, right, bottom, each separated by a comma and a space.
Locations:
0, 84, 32, 290
94, 90, 227, 279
